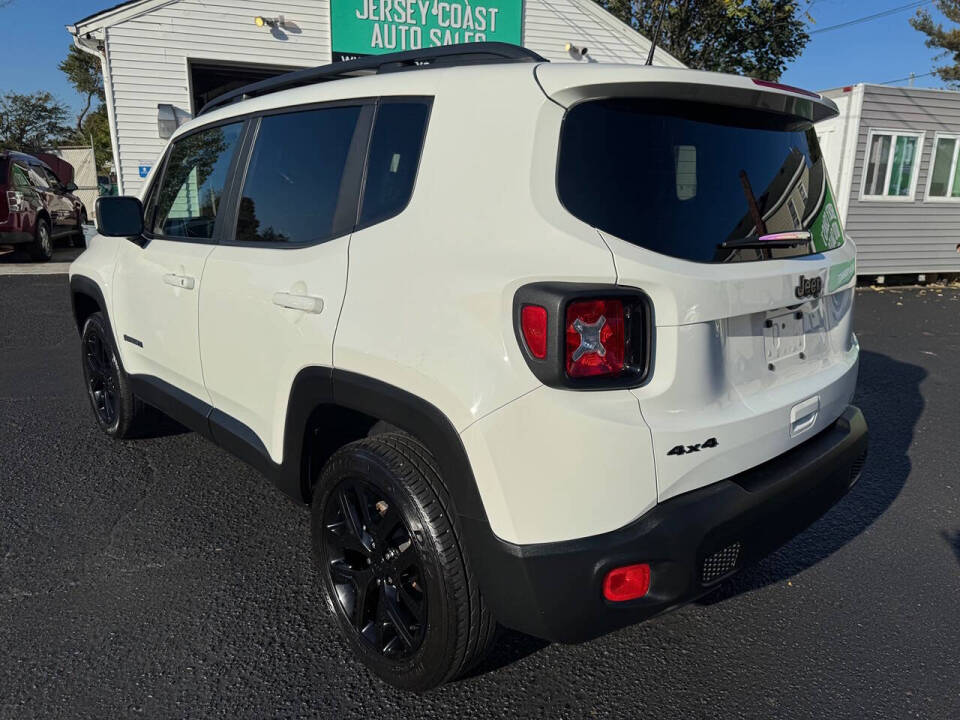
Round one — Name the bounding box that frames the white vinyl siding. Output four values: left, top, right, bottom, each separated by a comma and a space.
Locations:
80, 0, 682, 195
841, 85, 960, 275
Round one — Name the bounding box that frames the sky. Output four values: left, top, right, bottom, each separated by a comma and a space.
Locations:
0, 0, 951, 117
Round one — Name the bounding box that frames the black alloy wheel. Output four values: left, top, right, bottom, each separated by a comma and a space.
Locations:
323, 477, 427, 659
84, 328, 120, 429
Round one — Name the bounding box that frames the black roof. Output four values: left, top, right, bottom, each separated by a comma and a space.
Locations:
199, 42, 547, 116
0, 150, 48, 167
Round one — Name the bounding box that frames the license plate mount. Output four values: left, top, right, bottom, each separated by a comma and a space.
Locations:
764, 311, 805, 363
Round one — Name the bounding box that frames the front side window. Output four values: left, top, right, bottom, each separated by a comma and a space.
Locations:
151, 122, 243, 239
236, 106, 362, 245
862, 130, 923, 199
27, 167, 49, 189
359, 99, 431, 226
927, 134, 960, 200
41, 168, 63, 189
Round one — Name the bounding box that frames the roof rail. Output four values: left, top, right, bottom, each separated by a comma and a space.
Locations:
198, 42, 547, 116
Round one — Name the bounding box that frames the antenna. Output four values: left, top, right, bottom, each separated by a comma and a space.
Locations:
646, 0, 670, 66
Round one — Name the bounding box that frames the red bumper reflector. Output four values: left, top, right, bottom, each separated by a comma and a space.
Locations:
603, 563, 651, 602
520, 304, 549, 359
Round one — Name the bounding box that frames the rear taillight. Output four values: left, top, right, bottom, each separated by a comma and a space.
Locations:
6, 190, 24, 213
603, 563, 651, 602
565, 298, 624, 378
513, 284, 651, 389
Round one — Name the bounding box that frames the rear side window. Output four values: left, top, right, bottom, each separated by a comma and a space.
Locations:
11, 165, 32, 190
151, 122, 243, 239
557, 99, 843, 263
359, 99, 430, 227
236, 106, 362, 244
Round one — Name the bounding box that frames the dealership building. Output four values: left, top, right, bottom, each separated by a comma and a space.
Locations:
68, 0, 682, 196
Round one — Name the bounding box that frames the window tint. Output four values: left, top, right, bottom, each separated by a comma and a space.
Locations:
359, 100, 430, 226
151, 122, 242, 239
41, 167, 62, 188
557, 99, 840, 264
236, 106, 362, 244
11, 165, 32, 189
27, 167, 49, 189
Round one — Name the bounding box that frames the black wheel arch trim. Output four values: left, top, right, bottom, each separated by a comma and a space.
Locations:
69, 274, 126, 372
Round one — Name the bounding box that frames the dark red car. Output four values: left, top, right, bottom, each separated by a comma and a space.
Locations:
0, 150, 88, 261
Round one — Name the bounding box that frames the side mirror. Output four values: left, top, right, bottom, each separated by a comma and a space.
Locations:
96, 196, 144, 238
65, 181, 78, 192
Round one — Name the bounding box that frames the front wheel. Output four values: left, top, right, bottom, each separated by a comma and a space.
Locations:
80, 312, 146, 438
312, 432, 497, 690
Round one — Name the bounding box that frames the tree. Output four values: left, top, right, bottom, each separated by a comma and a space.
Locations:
593, 0, 810, 80
59, 45, 105, 131
911, 1, 960, 86
79, 105, 113, 173
0, 92, 71, 151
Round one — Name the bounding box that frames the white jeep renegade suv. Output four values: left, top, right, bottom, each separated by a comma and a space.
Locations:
70, 43, 868, 690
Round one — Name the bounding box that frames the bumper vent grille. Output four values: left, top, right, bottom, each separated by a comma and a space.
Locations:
701, 541, 742, 584
849, 451, 867, 486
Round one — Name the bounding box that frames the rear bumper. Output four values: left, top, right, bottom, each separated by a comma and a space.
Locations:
464, 405, 868, 643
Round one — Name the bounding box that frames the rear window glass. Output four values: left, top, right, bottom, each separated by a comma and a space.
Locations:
557, 99, 843, 263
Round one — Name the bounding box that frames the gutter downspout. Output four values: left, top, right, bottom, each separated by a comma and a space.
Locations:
68, 26, 125, 196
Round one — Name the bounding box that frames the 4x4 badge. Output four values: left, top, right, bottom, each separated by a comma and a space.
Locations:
795, 275, 823, 299
667, 437, 718, 456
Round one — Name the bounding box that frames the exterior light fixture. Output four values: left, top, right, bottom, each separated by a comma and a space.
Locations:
157, 103, 180, 139
254, 15, 284, 28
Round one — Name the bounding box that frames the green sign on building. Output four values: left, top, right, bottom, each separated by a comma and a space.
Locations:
330, 0, 523, 61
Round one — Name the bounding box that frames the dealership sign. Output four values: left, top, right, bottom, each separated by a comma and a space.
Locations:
331, 0, 523, 60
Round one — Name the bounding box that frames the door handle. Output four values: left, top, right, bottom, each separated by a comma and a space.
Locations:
163, 273, 195, 290
272, 292, 324, 314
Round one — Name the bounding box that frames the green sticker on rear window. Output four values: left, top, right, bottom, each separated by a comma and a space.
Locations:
809, 182, 844, 254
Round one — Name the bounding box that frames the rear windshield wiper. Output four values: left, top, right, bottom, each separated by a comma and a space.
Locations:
719, 230, 812, 251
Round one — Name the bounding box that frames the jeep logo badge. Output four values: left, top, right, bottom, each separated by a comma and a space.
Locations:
795, 275, 823, 300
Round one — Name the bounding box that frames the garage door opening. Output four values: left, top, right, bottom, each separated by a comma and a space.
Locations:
189, 61, 304, 113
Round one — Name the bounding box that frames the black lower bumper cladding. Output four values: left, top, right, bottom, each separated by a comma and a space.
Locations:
465, 405, 868, 643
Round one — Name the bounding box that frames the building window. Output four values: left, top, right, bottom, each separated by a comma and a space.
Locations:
926, 134, 960, 201
861, 129, 924, 200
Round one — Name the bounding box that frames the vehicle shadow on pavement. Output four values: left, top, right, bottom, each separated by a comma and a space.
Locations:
698, 349, 925, 604
943, 530, 960, 568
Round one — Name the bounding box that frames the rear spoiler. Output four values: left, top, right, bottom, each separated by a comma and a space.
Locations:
534, 65, 838, 124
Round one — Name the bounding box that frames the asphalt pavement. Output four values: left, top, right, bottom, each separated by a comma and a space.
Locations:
1, 276, 958, 719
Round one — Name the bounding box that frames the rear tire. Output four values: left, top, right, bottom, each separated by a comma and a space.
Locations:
29, 219, 52, 262
312, 432, 497, 690
80, 312, 147, 439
